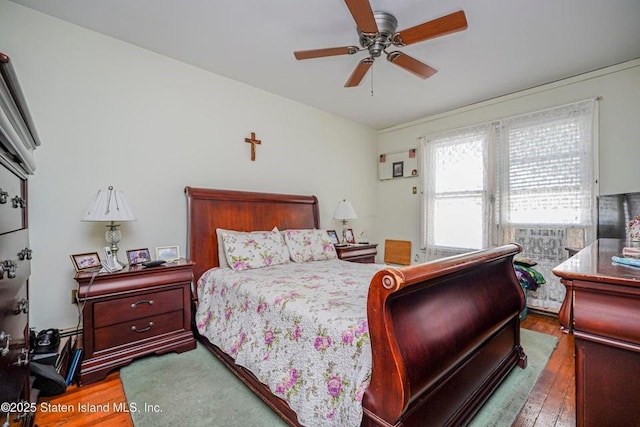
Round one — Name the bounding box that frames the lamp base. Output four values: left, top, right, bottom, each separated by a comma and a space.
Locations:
105, 222, 125, 267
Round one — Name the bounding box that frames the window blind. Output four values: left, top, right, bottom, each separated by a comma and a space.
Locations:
497, 100, 596, 228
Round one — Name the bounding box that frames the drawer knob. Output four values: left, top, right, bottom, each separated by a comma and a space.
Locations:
131, 299, 154, 308
0, 332, 10, 357
12, 348, 29, 366
0, 260, 17, 279
13, 298, 28, 315
17, 248, 32, 261
0, 188, 7, 204
131, 322, 154, 333
11, 195, 25, 209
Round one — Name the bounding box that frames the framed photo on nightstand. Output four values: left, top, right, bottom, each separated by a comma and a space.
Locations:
127, 248, 151, 265
327, 230, 340, 245
70, 252, 101, 272
344, 228, 356, 244
156, 245, 180, 262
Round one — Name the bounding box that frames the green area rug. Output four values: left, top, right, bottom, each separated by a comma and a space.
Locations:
121, 329, 557, 426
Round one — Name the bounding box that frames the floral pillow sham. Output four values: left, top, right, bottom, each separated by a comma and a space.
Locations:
221, 228, 290, 271
284, 229, 337, 263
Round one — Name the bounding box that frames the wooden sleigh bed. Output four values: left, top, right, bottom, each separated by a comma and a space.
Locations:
185, 186, 527, 427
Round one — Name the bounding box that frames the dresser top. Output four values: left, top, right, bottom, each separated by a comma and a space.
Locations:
552, 238, 640, 287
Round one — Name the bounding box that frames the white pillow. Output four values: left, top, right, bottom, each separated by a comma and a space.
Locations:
284, 229, 338, 263
221, 228, 290, 271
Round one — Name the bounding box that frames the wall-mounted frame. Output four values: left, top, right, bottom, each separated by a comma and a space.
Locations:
392, 161, 404, 177
379, 148, 418, 180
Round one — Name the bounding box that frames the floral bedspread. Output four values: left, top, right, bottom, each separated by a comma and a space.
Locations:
195, 259, 383, 427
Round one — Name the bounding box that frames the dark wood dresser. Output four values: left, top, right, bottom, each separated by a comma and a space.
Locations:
553, 239, 640, 426
1, 53, 40, 426
76, 259, 196, 384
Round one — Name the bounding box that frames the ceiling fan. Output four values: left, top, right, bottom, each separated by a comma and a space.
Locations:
294, 0, 468, 87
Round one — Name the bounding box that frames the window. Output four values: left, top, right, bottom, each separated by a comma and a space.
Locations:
421, 99, 597, 312
421, 99, 596, 257
422, 125, 491, 256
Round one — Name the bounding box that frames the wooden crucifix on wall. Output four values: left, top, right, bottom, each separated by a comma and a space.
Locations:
244, 132, 261, 161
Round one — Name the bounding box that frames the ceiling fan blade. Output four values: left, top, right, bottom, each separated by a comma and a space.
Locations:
294, 46, 359, 60
344, 58, 373, 87
393, 10, 467, 46
344, 0, 378, 34
387, 52, 437, 79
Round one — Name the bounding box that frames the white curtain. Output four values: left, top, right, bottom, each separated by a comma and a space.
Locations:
420, 99, 598, 312
497, 99, 597, 313
421, 124, 492, 260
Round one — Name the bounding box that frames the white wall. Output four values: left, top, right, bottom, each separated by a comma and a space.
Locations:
0, 2, 379, 329
378, 59, 640, 263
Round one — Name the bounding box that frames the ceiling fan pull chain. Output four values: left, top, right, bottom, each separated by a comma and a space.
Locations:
370, 62, 374, 96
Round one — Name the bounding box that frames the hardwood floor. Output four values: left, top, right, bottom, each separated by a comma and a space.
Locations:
34, 372, 133, 427
33, 312, 575, 426
516, 312, 576, 427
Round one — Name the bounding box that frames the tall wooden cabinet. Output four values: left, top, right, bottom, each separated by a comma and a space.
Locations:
0, 53, 41, 426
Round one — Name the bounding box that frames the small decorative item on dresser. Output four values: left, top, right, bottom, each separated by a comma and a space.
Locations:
70, 252, 101, 272
156, 245, 179, 262
627, 215, 640, 241
126, 248, 151, 265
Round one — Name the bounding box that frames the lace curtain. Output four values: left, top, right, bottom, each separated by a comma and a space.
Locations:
421, 99, 597, 312
497, 99, 597, 313
421, 125, 492, 260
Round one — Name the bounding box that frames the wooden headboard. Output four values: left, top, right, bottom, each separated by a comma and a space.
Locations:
185, 187, 320, 282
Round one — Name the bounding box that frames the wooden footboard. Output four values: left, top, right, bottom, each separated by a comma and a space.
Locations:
363, 244, 526, 427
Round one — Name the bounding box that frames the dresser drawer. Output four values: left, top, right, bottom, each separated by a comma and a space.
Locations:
0, 163, 26, 234
94, 310, 184, 352
93, 287, 184, 329
0, 229, 30, 297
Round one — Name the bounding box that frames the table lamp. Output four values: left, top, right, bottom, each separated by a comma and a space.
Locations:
82, 186, 136, 269
333, 199, 357, 243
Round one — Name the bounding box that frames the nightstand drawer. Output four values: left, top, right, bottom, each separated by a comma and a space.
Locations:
93, 288, 184, 328
94, 310, 184, 351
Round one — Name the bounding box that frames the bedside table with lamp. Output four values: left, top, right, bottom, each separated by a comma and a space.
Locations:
332, 198, 378, 263
76, 186, 196, 384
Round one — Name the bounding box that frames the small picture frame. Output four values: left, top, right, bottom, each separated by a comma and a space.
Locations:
327, 230, 340, 245
156, 245, 180, 262
344, 228, 356, 244
70, 252, 102, 272
392, 161, 404, 178
126, 248, 151, 266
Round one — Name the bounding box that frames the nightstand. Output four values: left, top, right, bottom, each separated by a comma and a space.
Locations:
335, 243, 378, 263
75, 259, 196, 384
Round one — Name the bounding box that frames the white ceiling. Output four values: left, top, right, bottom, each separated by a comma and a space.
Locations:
10, 0, 640, 130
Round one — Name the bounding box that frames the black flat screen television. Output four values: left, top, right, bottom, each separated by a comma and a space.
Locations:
597, 192, 640, 239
